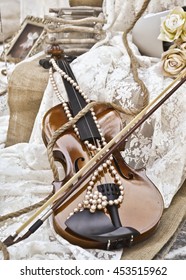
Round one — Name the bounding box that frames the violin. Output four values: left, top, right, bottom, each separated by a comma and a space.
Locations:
2, 48, 185, 257
41, 45, 164, 250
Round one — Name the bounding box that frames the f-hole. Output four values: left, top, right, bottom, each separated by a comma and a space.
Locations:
74, 157, 85, 172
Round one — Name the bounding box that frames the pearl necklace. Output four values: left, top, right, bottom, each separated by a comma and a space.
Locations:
49, 58, 124, 216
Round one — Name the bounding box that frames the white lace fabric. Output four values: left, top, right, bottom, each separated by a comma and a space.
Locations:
72, 41, 186, 207
0, 0, 186, 260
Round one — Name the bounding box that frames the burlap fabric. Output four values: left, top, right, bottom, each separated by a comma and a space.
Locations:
5, 55, 48, 146
121, 180, 186, 260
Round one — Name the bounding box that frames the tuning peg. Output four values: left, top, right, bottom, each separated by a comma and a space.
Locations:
39, 59, 51, 69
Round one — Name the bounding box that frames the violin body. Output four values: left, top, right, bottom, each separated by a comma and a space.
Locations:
42, 101, 164, 249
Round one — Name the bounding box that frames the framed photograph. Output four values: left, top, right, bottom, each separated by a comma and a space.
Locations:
5, 16, 47, 63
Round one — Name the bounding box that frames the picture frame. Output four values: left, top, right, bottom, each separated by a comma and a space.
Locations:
4, 16, 48, 63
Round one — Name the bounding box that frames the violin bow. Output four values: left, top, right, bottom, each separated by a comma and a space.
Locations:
2, 67, 186, 247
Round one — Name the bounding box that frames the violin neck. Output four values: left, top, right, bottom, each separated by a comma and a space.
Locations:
57, 59, 101, 142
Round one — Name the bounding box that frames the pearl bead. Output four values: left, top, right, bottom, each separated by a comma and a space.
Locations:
91, 146, 97, 150
102, 201, 108, 207
97, 198, 102, 204
90, 205, 96, 210
116, 180, 122, 185
83, 200, 89, 205
108, 200, 114, 206
93, 171, 98, 176
93, 194, 98, 200
112, 170, 117, 175
84, 194, 89, 200
98, 193, 103, 198
103, 163, 107, 168
92, 199, 97, 205
106, 160, 111, 165
98, 166, 103, 172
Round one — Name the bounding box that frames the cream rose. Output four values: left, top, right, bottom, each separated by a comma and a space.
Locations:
158, 7, 186, 42
181, 20, 186, 41
179, 42, 186, 56
162, 47, 186, 77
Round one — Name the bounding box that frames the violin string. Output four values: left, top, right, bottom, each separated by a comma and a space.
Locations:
49, 55, 125, 205
61, 59, 99, 149
49, 66, 93, 163
49, 58, 124, 214
58, 59, 120, 192
50, 59, 106, 159
49, 65, 93, 161
50, 60, 97, 152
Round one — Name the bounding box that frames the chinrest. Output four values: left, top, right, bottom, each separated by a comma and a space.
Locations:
65, 209, 139, 249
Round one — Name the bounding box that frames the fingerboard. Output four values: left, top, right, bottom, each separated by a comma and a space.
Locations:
57, 59, 101, 142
